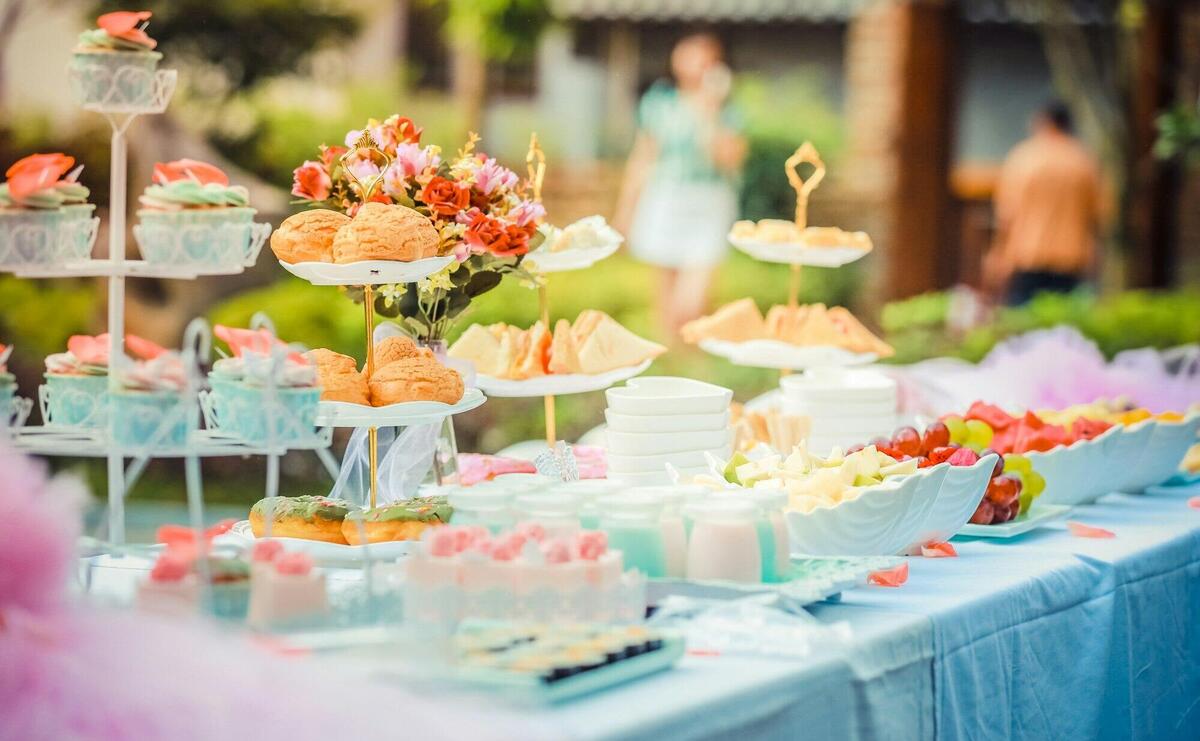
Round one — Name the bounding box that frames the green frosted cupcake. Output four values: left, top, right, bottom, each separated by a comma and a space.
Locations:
134, 159, 259, 269
69, 11, 162, 110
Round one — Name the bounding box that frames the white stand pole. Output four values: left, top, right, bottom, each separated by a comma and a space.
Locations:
106, 125, 128, 545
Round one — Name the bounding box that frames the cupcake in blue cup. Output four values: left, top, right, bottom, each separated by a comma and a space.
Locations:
134, 159, 256, 270
0, 343, 16, 426
209, 324, 320, 445
69, 11, 161, 110
111, 350, 194, 449
0, 153, 87, 267
43, 332, 166, 428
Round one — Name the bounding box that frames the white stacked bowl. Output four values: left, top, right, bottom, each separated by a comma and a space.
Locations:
780, 368, 897, 455
604, 377, 734, 486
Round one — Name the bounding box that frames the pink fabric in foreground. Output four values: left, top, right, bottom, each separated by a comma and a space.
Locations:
0, 442, 551, 741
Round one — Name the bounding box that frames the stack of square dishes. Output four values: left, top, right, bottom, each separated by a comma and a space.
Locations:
780, 368, 896, 456
604, 377, 734, 486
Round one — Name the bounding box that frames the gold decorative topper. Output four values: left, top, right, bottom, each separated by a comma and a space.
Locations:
526, 132, 546, 203
785, 142, 826, 229
341, 131, 392, 203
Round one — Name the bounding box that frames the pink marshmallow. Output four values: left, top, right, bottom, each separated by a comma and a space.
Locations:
274, 552, 314, 576
251, 540, 284, 563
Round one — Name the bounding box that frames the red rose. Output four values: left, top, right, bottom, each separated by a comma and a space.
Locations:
421, 176, 470, 217
395, 116, 422, 145
320, 145, 348, 170
463, 211, 512, 256
500, 223, 532, 257
291, 160, 331, 201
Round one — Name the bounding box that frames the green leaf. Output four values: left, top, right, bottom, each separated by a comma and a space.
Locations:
465, 271, 502, 297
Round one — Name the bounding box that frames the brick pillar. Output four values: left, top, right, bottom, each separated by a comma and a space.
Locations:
845, 0, 954, 302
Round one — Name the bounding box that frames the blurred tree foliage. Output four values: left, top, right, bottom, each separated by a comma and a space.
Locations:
439, 0, 550, 63
1155, 102, 1200, 168
882, 289, 1200, 364
89, 0, 360, 91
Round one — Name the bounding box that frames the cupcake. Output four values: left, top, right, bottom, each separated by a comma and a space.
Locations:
0, 343, 15, 424
134, 159, 257, 269
207, 324, 320, 444
43, 333, 164, 428
69, 10, 162, 109
111, 350, 192, 449
0, 153, 96, 267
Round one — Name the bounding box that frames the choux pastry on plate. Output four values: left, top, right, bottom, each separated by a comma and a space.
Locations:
332, 202, 440, 264
270, 209, 351, 263
368, 355, 464, 406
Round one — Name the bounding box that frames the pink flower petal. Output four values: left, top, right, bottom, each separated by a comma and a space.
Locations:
1188, 496, 1200, 510
1067, 521, 1115, 539
868, 561, 909, 587
921, 542, 957, 558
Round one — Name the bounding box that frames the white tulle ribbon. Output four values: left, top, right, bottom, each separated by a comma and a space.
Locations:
328, 423, 439, 506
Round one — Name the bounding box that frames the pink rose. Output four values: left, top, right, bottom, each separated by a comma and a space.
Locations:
471, 157, 518, 196
291, 160, 330, 201
509, 200, 546, 227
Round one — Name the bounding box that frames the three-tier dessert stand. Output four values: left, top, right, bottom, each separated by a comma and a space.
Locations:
6, 59, 335, 545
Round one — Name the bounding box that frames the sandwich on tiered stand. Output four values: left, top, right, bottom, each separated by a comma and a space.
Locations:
2, 11, 329, 551
448, 134, 664, 454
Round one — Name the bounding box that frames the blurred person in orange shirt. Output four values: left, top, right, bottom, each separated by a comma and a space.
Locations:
986, 101, 1106, 305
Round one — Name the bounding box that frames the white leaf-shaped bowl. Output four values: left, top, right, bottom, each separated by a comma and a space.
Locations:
1118, 414, 1200, 493
908, 454, 997, 549
785, 467, 943, 556
1027, 434, 1106, 507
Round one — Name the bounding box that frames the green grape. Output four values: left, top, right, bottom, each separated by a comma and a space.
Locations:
1025, 470, 1046, 497
965, 419, 994, 450
1004, 454, 1032, 475
944, 415, 968, 445
1018, 488, 1035, 515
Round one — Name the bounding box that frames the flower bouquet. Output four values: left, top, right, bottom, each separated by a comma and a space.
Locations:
289, 115, 544, 342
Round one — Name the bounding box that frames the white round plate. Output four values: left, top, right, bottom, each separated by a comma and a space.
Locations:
222, 520, 418, 562
315, 387, 485, 427
278, 255, 453, 286
475, 360, 652, 398
700, 339, 877, 370
729, 236, 871, 267
525, 242, 621, 273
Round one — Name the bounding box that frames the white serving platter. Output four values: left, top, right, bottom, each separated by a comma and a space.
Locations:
475, 360, 651, 398
955, 504, 1071, 538
278, 255, 453, 286
699, 338, 877, 370
524, 241, 621, 273
728, 235, 872, 267
314, 387, 485, 427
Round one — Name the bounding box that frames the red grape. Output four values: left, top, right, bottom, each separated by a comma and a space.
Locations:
969, 499, 995, 525
981, 449, 1004, 477
892, 427, 922, 457
985, 475, 1020, 507
992, 499, 1016, 523
869, 437, 891, 450
921, 422, 951, 454
947, 447, 980, 467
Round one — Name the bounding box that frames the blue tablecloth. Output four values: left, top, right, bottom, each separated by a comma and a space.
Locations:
536, 483, 1200, 740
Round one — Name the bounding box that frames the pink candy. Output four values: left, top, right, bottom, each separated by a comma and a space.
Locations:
514, 522, 546, 543
575, 531, 607, 561
150, 551, 191, 583
542, 539, 572, 565
427, 529, 458, 558
251, 539, 284, 563
274, 552, 314, 576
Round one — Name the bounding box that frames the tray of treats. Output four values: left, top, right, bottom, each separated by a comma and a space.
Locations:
647, 556, 905, 611
433, 622, 684, 704
271, 204, 454, 285
525, 216, 623, 274
449, 311, 665, 398
305, 336, 484, 427
683, 299, 891, 369
728, 220, 872, 267
222, 494, 454, 562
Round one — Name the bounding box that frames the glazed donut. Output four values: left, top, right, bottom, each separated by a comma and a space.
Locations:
341, 496, 453, 545
249, 495, 351, 544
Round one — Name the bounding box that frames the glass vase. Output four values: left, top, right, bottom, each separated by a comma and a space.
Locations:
419, 338, 460, 487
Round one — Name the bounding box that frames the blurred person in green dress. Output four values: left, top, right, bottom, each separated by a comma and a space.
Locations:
614, 32, 747, 336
